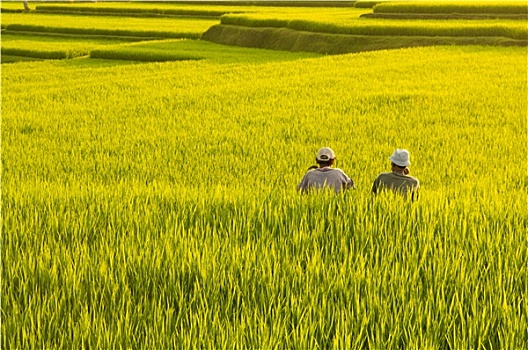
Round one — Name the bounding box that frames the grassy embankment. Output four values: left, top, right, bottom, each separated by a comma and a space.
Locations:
202, 2, 528, 53
2, 44, 527, 348
204, 15, 527, 54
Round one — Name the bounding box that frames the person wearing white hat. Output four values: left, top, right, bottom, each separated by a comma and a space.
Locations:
297, 147, 355, 194
372, 149, 420, 199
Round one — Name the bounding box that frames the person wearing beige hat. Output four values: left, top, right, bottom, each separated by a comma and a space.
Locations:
297, 147, 355, 194
372, 149, 420, 199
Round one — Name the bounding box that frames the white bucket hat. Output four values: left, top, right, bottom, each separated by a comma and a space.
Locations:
390, 149, 411, 167
316, 147, 336, 162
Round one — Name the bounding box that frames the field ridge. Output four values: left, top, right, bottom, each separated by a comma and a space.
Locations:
202, 24, 528, 55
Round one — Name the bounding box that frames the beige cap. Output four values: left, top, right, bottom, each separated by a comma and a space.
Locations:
316, 147, 336, 162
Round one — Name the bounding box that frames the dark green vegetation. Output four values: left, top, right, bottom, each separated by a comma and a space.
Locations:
1, 54, 42, 63
90, 39, 320, 63
3, 22, 204, 39
205, 17, 527, 54
1, 33, 132, 60
202, 25, 525, 55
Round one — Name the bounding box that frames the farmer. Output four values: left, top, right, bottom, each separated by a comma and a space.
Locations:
372, 149, 420, 200
297, 147, 355, 194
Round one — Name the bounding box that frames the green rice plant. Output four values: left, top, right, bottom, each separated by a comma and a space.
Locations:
1, 47, 72, 59
1, 2, 26, 10
354, 1, 383, 9
1, 54, 42, 63
35, 5, 240, 17
90, 48, 201, 62
3, 23, 203, 39
360, 12, 528, 20
2, 44, 527, 348
373, 1, 528, 15
1, 34, 128, 60
222, 15, 290, 28
1, 8, 26, 13
21, 2, 367, 18
288, 18, 528, 39
1, 30, 163, 42
107, 1, 358, 7
1, 13, 218, 39
218, 7, 371, 22
0, 1, 31, 12
221, 14, 528, 39
90, 39, 320, 63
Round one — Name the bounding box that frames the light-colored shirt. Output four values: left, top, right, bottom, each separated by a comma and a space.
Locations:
297, 167, 355, 194
372, 172, 420, 198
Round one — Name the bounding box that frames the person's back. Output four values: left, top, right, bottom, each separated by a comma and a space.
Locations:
372, 149, 420, 200
298, 147, 355, 194
298, 167, 353, 194
372, 171, 419, 197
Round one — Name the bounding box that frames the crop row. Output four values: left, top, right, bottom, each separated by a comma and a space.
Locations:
1, 47, 85, 60
90, 39, 319, 63
0, 34, 319, 63
90, 46, 202, 62
361, 13, 528, 21
1, 34, 130, 60
220, 14, 528, 40
3, 24, 202, 40
373, 2, 528, 15
34, 5, 241, 17
1, 55, 41, 63
105, 1, 358, 7
1, 13, 218, 39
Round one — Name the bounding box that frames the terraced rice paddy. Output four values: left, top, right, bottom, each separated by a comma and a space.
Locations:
1, 13, 218, 39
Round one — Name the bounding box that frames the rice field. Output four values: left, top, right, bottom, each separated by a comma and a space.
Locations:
2, 43, 527, 348
373, 1, 527, 14
90, 39, 321, 63
221, 14, 528, 39
1, 34, 132, 59
1, 1, 527, 348
1, 13, 219, 38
